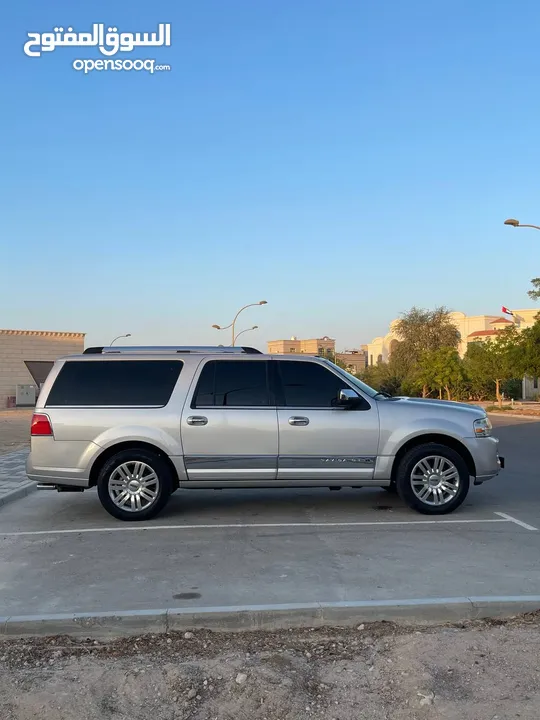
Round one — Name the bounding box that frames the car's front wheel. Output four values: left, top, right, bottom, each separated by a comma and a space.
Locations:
97, 449, 174, 521
395, 443, 470, 515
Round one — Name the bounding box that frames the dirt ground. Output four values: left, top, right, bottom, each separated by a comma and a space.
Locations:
1, 616, 540, 719
488, 408, 540, 417
0, 409, 32, 455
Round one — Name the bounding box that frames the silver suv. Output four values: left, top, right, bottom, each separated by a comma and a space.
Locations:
27, 345, 503, 521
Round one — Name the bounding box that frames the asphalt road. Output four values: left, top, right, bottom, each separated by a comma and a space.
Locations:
1, 415, 539, 617
469, 415, 540, 525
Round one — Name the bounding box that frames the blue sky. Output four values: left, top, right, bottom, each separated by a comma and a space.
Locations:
2, 0, 540, 350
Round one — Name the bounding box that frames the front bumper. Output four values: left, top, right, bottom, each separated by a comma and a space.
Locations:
463, 435, 503, 485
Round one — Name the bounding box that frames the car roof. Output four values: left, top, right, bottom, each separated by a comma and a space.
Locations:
57, 350, 327, 362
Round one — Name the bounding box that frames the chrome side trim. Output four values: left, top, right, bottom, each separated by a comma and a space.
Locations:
184, 456, 376, 470
184, 456, 276, 470
277, 468, 373, 474
188, 469, 275, 475
279, 456, 376, 468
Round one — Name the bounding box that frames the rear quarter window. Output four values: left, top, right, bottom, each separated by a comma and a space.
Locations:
45, 360, 183, 407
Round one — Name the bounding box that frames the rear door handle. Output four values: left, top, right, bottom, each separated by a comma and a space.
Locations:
288, 416, 309, 426
187, 416, 208, 426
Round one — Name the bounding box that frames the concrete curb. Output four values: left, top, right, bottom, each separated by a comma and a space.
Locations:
487, 412, 540, 421
0, 481, 36, 509
2, 596, 540, 639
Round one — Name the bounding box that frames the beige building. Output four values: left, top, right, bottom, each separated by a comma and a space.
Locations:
366, 309, 539, 365
0, 329, 85, 408
267, 337, 367, 374
336, 350, 368, 374
267, 336, 336, 357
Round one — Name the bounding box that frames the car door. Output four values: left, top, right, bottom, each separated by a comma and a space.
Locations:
181, 358, 278, 484
274, 358, 380, 483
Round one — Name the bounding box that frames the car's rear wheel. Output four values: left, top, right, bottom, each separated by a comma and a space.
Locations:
97, 449, 173, 521
395, 443, 470, 515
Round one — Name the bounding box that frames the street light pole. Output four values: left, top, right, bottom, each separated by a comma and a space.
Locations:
212, 301, 267, 346
110, 333, 131, 346
233, 326, 258, 345
504, 218, 540, 231
504, 218, 540, 400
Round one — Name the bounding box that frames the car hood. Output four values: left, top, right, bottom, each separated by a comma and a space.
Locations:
390, 396, 486, 416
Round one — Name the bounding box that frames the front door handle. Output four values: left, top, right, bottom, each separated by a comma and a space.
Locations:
187, 416, 208, 426
288, 416, 309, 426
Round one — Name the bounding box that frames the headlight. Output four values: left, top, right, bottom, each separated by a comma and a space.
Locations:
474, 417, 492, 437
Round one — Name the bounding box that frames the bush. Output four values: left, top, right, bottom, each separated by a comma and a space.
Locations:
501, 378, 522, 400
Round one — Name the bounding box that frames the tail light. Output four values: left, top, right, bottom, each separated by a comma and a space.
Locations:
31, 413, 53, 436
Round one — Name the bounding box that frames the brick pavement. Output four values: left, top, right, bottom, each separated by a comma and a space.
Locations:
0, 449, 35, 508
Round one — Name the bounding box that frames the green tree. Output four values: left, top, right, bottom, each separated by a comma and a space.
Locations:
360, 363, 402, 397
502, 378, 523, 399
528, 278, 540, 301
464, 327, 522, 407
463, 342, 495, 401
515, 317, 540, 380
393, 306, 460, 355
391, 307, 461, 390
414, 347, 464, 400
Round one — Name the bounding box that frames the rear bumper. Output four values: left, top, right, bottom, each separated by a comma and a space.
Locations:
26, 455, 90, 489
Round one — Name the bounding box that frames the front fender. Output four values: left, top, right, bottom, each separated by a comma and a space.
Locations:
374, 420, 473, 481
379, 419, 471, 458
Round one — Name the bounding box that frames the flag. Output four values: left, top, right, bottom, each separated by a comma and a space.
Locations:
502, 306, 514, 316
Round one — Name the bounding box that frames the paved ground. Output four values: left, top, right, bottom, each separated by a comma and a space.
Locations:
0, 408, 32, 506
2, 617, 540, 720
1, 415, 540, 718
0, 449, 32, 507
0, 416, 539, 619
0, 409, 31, 455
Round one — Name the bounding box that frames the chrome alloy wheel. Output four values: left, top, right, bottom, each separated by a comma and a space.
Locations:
410, 455, 460, 506
108, 461, 159, 512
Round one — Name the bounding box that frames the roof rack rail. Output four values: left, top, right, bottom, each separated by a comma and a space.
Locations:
83, 345, 263, 355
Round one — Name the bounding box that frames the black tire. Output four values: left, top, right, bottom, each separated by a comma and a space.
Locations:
97, 448, 174, 521
381, 484, 397, 494
395, 443, 470, 515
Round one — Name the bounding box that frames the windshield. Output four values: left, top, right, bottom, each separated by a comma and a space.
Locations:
321, 360, 380, 399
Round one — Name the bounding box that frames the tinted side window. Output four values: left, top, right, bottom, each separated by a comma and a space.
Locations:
277, 361, 348, 407
193, 360, 269, 407
46, 361, 182, 407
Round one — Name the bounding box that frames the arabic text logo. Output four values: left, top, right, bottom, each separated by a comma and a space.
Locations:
24, 23, 171, 58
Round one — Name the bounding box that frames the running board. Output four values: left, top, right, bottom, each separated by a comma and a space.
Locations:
37, 484, 85, 493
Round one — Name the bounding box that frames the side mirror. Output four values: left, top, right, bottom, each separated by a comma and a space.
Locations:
338, 388, 362, 409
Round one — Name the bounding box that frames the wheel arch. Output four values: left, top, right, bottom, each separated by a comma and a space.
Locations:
89, 441, 180, 489
390, 434, 476, 484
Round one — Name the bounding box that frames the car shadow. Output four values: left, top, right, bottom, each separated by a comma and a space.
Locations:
161, 486, 430, 521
